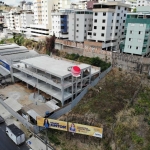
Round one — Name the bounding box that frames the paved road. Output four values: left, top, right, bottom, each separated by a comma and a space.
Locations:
0, 123, 29, 150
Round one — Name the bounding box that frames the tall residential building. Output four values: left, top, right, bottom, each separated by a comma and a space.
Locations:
69, 10, 93, 42
30, 0, 70, 37
137, 0, 150, 6
123, 6, 150, 55
51, 9, 73, 39
20, 11, 34, 34
14, 12, 21, 32
87, 2, 130, 51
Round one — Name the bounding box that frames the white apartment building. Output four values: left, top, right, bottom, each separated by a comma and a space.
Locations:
137, 0, 150, 6
69, 10, 93, 42
20, 11, 34, 34
71, 0, 88, 9
14, 12, 21, 32
30, 0, 70, 37
87, 2, 130, 51
23, 2, 34, 10
51, 9, 73, 39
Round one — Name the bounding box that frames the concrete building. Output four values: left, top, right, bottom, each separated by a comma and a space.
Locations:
87, 2, 130, 51
51, 9, 74, 39
23, 2, 33, 10
0, 44, 38, 77
20, 11, 34, 35
30, 0, 70, 37
14, 12, 21, 32
71, 0, 88, 9
69, 10, 93, 42
123, 6, 150, 55
12, 55, 100, 106
137, 0, 150, 6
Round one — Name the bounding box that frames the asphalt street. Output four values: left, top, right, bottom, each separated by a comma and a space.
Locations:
0, 123, 29, 150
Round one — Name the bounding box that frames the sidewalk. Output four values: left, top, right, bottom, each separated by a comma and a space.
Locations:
26, 136, 53, 150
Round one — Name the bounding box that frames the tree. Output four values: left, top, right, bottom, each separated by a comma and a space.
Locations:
46, 34, 55, 55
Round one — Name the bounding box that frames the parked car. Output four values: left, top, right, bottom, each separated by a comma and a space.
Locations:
0, 116, 5, 124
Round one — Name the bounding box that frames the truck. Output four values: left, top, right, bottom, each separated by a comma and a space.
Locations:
6, 124, 25, 145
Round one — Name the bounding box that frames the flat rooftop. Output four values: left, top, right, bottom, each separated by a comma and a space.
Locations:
20, 55, 96, 78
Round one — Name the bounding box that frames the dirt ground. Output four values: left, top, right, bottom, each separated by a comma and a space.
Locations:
0, 82, 34, 106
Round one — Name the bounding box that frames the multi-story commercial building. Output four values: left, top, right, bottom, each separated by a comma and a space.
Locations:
123, 6, 150, 55
69, 10, 93, 42
51, 9, 73, 39
12, 55, 100, 106
87, 2, 130, 51
137, 0, 150, 6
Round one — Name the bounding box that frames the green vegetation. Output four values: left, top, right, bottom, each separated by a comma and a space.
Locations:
44, 69, 150, 150
64, 53, 111, 71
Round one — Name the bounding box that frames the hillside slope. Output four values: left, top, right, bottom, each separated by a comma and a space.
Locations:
42, 68, 150, 150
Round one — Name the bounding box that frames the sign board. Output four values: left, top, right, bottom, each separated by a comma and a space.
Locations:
37, 117, 103, 138
0, 60, 10, 71
68, 122, 103, 138
37, 117, 67, 131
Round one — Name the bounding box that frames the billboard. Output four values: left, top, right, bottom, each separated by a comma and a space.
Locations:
68, 123, 103, 138
37, 117, 103, 138
37, 117, 67, 131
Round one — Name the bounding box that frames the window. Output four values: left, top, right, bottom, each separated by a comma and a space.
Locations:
85, 30, 86, 33
94, 26, 97, 29
76, 30, 79, 32
130, 30, 132, 34
123, 20, 125, 23
85, 25, 86, 27
102, 26, 105, 30
130, 46, 132, 49
85, 19, 87, 21
103, 12, 106, 16
93, 33, 96, 36
110, 33, 112, 36
124, 14, 126, 17
139, 31, 142, 34
136, 46, 138, 50
122, 32, 124, 35
77, 18, 79, 21
111, 26, 113, 29
112, 20, 113, 23
102, 19, 105, 23
115, 33, 117, 36
116, 20, 119, 23
117, 13, 120, 16
122, 26, 124, 29
101, 33, 104, 36
94, 19, 97, 23
77, 24, 79, 27
125, 8, 127, 10
76, 36, 78, 38
112, 13, 114, 16
116, 26, 118, 29
129, 38, 131, 41
95, 12, 97, 16
118, 6, 120, 9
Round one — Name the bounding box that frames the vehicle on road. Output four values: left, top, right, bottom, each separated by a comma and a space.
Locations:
6, 124, 25, 145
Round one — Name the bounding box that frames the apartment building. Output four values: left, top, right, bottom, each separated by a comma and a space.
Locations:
123, 6, 150, 55
87, 2, 130, 51
137, 0, 150, 6
51, 9, 74, 39
30, 0, 70, 37
14, 12, 21, 32
20, 11, 34, 34
71, 0, 88, 9
12, 55, 100, 106
69, 10, 93, 42
23, 2, 33, 10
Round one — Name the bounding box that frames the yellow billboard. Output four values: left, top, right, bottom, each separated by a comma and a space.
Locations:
68, 122, 103, 138
37, 117, 67, 131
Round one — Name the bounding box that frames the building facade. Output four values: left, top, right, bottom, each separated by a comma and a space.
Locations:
123, 6, 150, 55
69, 10, 93, 42
137, 0, 150, 6
87, 2, 129, 51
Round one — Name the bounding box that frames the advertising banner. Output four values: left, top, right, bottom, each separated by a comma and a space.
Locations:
68, 122, 103, 138
37, 117, 67, 131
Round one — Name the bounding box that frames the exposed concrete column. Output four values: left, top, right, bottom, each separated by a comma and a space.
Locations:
71, 76, 73, 101
61, 77, 64, 106
81, 70, 83, 89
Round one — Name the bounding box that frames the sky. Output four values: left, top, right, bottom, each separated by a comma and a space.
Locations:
4, 0, 79, 6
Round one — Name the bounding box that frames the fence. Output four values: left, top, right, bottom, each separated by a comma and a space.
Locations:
50, 66, 112, 119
